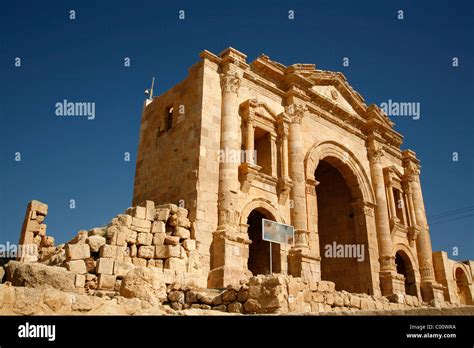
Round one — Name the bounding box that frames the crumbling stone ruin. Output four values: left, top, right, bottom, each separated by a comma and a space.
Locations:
0, 199, 472, 315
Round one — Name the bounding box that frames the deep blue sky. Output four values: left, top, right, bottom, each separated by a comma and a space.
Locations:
1, 1, 473, 260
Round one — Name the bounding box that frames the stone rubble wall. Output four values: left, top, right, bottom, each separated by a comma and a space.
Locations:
164, 274, 433, 314
14, 200, 206, 294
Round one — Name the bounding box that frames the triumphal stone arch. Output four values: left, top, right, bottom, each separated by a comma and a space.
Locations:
132, 47, 473, 304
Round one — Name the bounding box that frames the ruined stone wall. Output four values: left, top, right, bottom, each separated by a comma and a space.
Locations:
8, 201, 206, 295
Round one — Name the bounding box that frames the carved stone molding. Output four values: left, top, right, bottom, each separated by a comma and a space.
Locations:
277, 177, 293, 204
238, 162, 262, 193
407, 226, 420, 247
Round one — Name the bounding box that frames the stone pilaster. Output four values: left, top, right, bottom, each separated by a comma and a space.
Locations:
276, 115, 292, 203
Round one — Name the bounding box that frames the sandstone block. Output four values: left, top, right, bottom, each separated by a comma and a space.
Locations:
30, 200, 48, 215
65, 260, 87, 274
157, 203, 178, 214
100, 244, 118, 258
131, 206, 146, 220
243, 299, 261, 313
151, 221, 166, 233
131, 217, 151, 232
177, 217, 191, 228
97, 258, 115, 275
138, 245, 154, 259
69, 230, 88, 244
359, 297, 369, 310
129, 244, 137, 257
152, 233, 166, 246
88, 227, 106, 237
350, 295, 361, 309
132, 258, 147, 267
334, 294, 344, 307
312, 292, 325, 303
26, 220, 41, 233
98, 274, 116, 290
182, 239, 196, 251
120, 267, 167, 304
139, 200, 155, 220
86, 235, 106, 253
228, 302, 243, 313
38, 224, 47, 236
168, 290, 185, 304
164, 235, 180, 246
117, 214, 132, 228
6, 261, 75, 291
147, 259, 163, 268
66, 243, 90, 261
164, 257, 186, 273
113, 261, 135, 278
163, 269, 175, 284
126, 230, 137, 244
137, 232, 152, 246
176, 207, 188, 218
173, 227, 191, 240
325, 293, 335, 306
75, 274, 86, 288
154, 208, 170, 221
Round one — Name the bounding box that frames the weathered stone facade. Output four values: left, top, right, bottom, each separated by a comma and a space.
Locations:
132, 47, 473, 306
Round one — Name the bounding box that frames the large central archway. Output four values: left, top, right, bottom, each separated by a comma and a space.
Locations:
315, 160, 369, 293
306, 141, 376, 294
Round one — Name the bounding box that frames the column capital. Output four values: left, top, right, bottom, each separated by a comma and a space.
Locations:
285, 104, 307, 124
367, 144, 384, 164
403, 162, 420, 184
220, 71, 242, 94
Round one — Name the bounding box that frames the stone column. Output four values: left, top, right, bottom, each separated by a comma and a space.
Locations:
209, 69, 250, 288
402, 150, 443, 303
286, 104, 319, 282
287, 104, 308, 241
367, 137, 396, 295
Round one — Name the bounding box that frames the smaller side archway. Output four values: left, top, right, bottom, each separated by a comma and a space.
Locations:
393, 245, 419, 297
453, 265, 473, 305
240, 199, 284, 276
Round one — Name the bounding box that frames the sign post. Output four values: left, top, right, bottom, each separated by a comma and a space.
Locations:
262, 219, 295, 275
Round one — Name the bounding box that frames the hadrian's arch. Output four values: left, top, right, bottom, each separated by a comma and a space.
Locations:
240, 199, 285, 277
305, 141, 378, 294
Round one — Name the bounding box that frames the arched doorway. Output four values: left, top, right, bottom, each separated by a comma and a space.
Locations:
395, 251, 417, 296
247, 209, 281, 275
454, 267, 471, 305
315, 160, 369, 293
